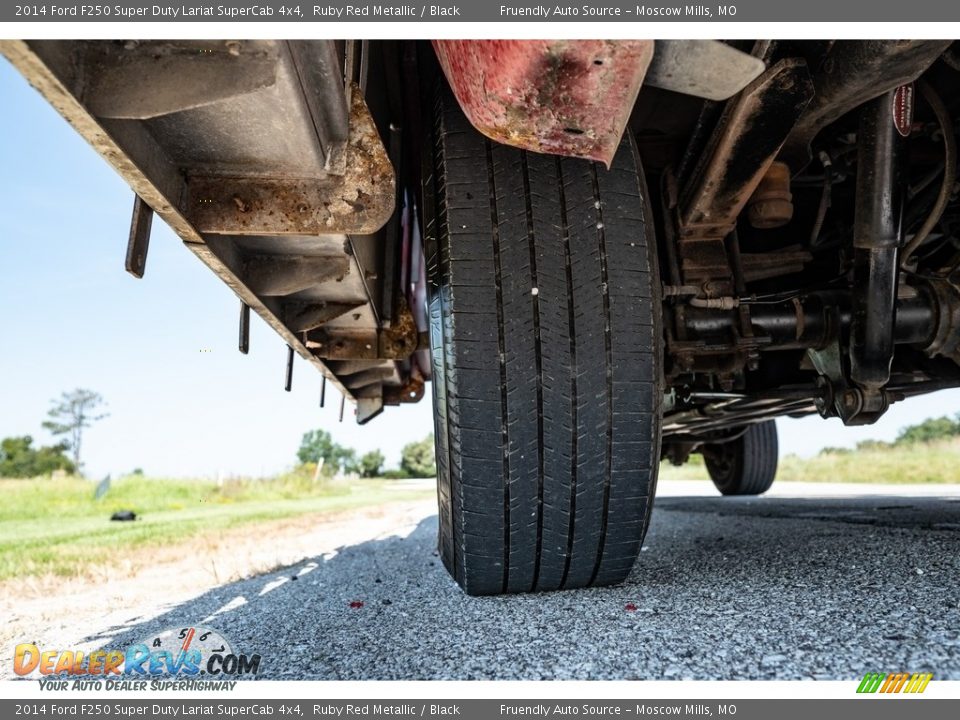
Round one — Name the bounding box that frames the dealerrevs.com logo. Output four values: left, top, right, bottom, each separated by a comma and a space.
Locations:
14, 626, 261, 690
857, 672, 933, 694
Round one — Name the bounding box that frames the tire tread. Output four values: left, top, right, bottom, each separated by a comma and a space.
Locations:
426, 83, 661, 595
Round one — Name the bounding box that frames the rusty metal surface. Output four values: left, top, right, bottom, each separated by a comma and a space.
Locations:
433, 40, 653, 166
304, 296, 419, 361
679, 58, 814, 242
672, 59, 814, 291
125, 194, 153, 278
667, 245, 811, 290
746, 161, 793, 229
739, 246, 812, 282
186, 87, 395, 236
305, 330, 380, 361
378, 295, 419, 358
239, 302, 251, 354
384, 367, 426, 406
779, 40, 952, 170
664, 60, 817, 388
0, 39, 400, 418
923, 277, 960, 364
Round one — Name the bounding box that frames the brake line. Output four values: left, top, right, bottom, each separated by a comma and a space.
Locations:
901, 80, 957, 268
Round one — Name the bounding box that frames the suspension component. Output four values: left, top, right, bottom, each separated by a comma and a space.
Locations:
747, 161, 794, 229
681, 292, 934, 352
847, 89, 905, 422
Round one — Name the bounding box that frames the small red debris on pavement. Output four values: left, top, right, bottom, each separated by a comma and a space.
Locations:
349, 600, 364, 609
624, 603, 637, 612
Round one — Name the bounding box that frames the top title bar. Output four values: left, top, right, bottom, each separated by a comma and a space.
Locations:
5, 1, 960, 22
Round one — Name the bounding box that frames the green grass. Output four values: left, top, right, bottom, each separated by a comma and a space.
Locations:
0, 471, 432, 581
659, 438, 960, 484
9, 437, 955, 581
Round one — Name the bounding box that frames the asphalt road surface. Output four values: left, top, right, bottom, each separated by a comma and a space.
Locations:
74, 481, 960, 680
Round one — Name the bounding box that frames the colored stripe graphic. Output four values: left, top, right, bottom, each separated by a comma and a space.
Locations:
886, 673, 909, 693
857, 672, 932, 693
857, 673, 885, 693
906, 673, 934, 693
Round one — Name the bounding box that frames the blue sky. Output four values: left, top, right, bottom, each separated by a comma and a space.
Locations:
1, 57, 958, 479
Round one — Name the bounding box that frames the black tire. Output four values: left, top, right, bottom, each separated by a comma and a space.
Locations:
703, 421, 779, 496
422, 85, 663, 595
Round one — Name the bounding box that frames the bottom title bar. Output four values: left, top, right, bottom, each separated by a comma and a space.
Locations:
3, 700, 958, 720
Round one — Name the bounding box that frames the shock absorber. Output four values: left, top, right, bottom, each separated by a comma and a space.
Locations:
847, 88, 906, 420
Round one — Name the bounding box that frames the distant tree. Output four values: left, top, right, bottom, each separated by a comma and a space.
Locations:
41, 389, 107, 473
297, 429, 355, 476
297, 429, 335, 465
895, 416, 960, 445
380, 468, 411, 479
855, 439, 890, 451
340, 448, 359, 475
0, 436, 75, 478
358, 450, 385, 478
819, 446, 851, 455
820, 446, 852, 455
400, 435, 436, 478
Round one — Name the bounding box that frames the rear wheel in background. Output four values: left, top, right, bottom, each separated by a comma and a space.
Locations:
422, 84, 663, 596
703, 420, 779, 496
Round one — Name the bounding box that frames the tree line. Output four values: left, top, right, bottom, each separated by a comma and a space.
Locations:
818, 413, 960, 455
296, 429, 436, 479
1, 387, 437, 480
0, 388, 105, 478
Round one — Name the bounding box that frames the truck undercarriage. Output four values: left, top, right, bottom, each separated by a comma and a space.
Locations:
5, 39, 960, 594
